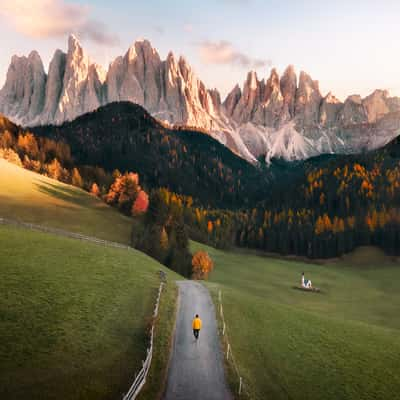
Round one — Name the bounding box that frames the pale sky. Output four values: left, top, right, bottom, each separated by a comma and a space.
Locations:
1, 0, 399, 101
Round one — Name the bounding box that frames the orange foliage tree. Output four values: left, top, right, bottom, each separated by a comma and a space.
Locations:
132, 190, 149, 215
192, 251, 214, 280
90, 183, 100, 197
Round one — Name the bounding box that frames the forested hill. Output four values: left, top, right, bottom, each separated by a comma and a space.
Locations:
234, 133, 400, 257
32, 102, 269, 208
3, 105, 400, 258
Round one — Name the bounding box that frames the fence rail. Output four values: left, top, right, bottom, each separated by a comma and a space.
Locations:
218, 290, 251, 399
0, 217, 132, 250
0, 216, 164, 400
123, 282, 164, 400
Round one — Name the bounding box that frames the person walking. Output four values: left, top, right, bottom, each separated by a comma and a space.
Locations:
192, 314, 202, 340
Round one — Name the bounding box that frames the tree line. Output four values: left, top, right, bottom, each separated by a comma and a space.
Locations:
0, 125, 149, 218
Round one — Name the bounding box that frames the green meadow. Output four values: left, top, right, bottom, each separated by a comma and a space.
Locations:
193, 242, 400, 400
0, 159, 132, 244
0, 224, 179, 400
0, 161, 180, 399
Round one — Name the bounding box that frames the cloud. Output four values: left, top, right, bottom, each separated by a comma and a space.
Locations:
197, 40, 271, 69
0, 0, 119, 45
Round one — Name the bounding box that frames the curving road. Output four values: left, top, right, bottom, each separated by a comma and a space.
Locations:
163, 281, 232, 400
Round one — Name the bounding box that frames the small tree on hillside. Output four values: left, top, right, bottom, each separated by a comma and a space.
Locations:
192, 251, 214, 280
47, 158, 63, 181
71, 168, 84, 188
90, 182, 100, 197
0, 130, 14, 148
132, 190, 149, 215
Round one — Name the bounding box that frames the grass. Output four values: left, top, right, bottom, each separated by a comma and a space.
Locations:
191, 242, 400, 400
137, 282, 178, 400
0, 159, 132, 244
0, 224, 180, 400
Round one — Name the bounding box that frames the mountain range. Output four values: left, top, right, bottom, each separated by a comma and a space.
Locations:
1, 35, 400, 163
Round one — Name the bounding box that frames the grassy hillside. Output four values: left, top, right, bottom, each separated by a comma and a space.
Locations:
0, 224, 179, 400
193, 242, 400, 400
0, 159, 132, 244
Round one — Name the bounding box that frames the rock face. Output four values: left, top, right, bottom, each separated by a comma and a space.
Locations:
1, 35, 400, 163
41, 49, 66, 122
222, 66, 400, 162
0, 51, 46, 123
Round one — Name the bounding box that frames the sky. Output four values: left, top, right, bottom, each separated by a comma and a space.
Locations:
1, 0, 400, 101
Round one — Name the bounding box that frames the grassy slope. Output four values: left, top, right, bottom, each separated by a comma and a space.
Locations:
0, 160, 180, 399
192, 242, 400, 400
0, 224, 180, 400
137, 283, 178, 400
0, 159, 131, 244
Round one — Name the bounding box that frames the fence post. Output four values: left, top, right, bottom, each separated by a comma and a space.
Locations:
239, 377, 242, 395
227, 343, 230, 360
222, 322, 225, 336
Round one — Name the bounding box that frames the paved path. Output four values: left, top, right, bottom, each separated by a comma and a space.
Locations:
163, 281, 232, 400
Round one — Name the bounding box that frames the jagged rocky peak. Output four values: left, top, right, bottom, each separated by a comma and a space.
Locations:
223, 84, 242, 117
319, 92, 343, 126
54, 34, 105, 123
2, 36, 400, 164
263, 68, 280, 101
295, 71, 322, 126
42, 49, 66, 121
266, 68, 280, 86
0, 50, 46, 123
208, 88, 222, 113
126, 39, 162, 83
362, 89, 390, 123
165, 51, 179, 75
178, 56, 191, 80
68, 34, 83, 57
337, 95, 367, 125
280, 65, 297, 117
127, 38, 160, 59
246, 70, 259, 90
230, 70, 262, 123
255, 68, 285, 127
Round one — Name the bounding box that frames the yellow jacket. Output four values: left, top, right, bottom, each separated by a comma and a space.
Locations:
192, 317, 202, 330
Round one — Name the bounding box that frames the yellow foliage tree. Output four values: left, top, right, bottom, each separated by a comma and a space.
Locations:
192, 251, 214, 280
71, 168, 83, 188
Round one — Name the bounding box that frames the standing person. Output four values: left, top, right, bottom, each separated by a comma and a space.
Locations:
192, 314, 202, 340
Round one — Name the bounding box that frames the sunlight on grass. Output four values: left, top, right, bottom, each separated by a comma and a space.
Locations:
0, 159, 132, 243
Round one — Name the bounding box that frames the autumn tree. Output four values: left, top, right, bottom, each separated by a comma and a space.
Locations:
47, 158, 68, 182
17, 132, 39, 159
105, 172, 140, 215
90, 182, 100, 197
192, 251, 214, 280
132, 190, 149, 215
0, 130, 14, 148
71, 168, 84, 188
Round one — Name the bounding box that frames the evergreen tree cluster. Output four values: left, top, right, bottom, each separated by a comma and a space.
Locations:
132, 189, 192, 277
32, 102, 270, 208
